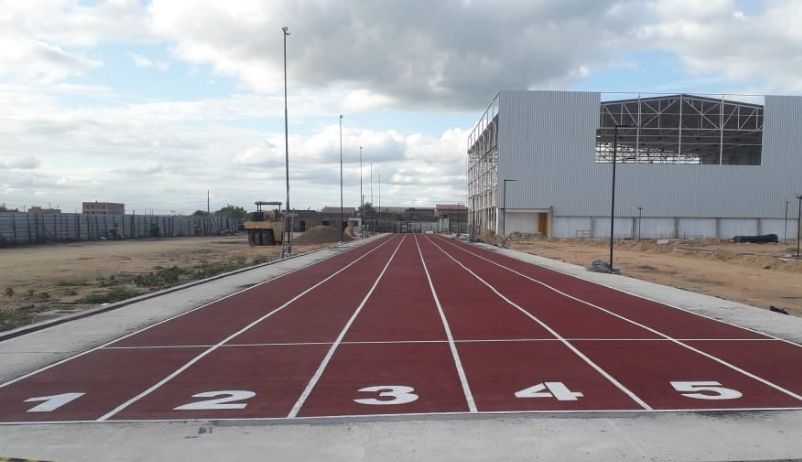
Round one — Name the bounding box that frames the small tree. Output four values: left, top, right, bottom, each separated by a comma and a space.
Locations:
216, 204, 248, 220
192, 210, 210, 217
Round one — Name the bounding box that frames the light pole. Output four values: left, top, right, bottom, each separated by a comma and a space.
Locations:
796, 194, 802, 257
501, 178, 517, 237
339, 114, 344, 243
608, 124, 635, 272
370, 162, 374, 235
637, 206, 643, 241
785, 201, 791, 244
282, 26, 292, 256
360, 145, 363, 238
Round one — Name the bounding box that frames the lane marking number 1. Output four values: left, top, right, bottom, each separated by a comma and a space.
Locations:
670, 381, 743, 400
515, 382, 584, 401
25, 392, 85, 413
354, 385, 419, 405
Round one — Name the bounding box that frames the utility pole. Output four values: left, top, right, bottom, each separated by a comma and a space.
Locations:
796, 194, 802, 257
282, 25, 292, 256
378, 173, 381, 232
785, 200, 791, 245
637, 206, 643, 241
360, 145, 363, 238
207, 190, 210, 214
339, 114, 344, 243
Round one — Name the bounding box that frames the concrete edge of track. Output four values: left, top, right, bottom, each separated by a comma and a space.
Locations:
463, 237, 802, 345
0, 235, 386, 384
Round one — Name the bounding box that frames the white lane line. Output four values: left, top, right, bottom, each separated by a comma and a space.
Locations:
287, 236, 407, 418
436, 235, 802, 402
95, 235, 400, 422
0, 235, 392, 391
425, 236, 652, 410
414, 235, 478, 413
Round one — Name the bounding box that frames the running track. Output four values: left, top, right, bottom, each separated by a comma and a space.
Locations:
2, 234, 802, 423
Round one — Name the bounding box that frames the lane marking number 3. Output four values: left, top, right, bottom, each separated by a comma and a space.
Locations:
354, 385, 419, 405
670, 381, 743, 400
25, 392, 86, 413
174, 390, 256, 410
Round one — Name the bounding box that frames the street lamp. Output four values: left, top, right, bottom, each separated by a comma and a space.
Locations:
785, 200, 791, 245
637, 206, 643, 241
282, 26, 292, 256
502, 178, 518, 237
608, 124, 636, 272
796, 194, 802, 257
339, 114, 344, 243
360, 145, 363, 237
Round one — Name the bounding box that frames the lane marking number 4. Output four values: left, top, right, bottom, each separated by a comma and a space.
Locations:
515, 382, 584, 401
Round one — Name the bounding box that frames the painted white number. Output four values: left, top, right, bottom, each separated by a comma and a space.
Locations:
670, 381, 743, 400
25, 392, 86, 413
515, 382, 584, 401
174, 390, 256, 411
354, 385, 419, 405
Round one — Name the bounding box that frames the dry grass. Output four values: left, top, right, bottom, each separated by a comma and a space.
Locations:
0, 235, 331, 330
509, 237, 802, 317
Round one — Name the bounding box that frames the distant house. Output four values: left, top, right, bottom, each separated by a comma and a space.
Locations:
28, 206, 61, 214
404, 208, 435, 221
82, 201, 125, 215
435, 204, 468, 218
320, 206, 356, 215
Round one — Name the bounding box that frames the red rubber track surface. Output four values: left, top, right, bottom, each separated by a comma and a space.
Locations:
1, 233, 801, 424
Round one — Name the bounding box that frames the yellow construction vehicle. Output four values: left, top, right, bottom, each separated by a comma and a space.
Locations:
244, 201, 285, 246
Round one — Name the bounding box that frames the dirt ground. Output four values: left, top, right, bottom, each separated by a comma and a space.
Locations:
0, 235, 330, 330
507, 237, 802, 317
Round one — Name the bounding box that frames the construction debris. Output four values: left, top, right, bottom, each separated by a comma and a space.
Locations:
292, 226, 354, 245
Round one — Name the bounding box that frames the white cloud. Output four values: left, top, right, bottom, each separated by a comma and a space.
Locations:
128, 52, 169, 70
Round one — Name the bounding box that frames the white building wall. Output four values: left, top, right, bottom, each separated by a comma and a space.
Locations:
492, 90, 802, 239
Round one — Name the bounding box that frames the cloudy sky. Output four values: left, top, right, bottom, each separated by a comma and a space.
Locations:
1, 0, 800, 214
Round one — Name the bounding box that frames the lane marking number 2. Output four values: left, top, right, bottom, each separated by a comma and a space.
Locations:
671, 381, 743, 400
174, 390, 256, 410
25, 392, 86, 413
515, 382, 583, 401
354, 385, 419, 405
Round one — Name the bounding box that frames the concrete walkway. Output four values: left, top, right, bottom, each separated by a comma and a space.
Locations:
1, 236, 801, 462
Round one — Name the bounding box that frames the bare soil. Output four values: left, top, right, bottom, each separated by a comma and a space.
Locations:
507, 237, 802, 317
0, 235, 331, 330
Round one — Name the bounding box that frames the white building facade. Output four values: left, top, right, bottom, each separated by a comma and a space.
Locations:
467, 90, 802, 240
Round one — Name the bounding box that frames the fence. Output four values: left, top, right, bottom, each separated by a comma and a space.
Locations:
0, 212, 240, 246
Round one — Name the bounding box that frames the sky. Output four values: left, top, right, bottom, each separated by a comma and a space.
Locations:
1, 0, 800, 214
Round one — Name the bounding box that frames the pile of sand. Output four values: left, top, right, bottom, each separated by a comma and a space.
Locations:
293, 226, 354, 245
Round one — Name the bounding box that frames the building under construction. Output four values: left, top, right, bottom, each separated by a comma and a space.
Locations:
467, 90, 801, 239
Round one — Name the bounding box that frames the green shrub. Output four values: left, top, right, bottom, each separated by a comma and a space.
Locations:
4, 287, 13, 297
81, 287, 141, 304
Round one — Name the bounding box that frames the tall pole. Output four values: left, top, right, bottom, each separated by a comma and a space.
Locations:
339, 114, 344, 242
282, 26, 292, 255
637, 206, 642, 241
207, 189, 210, 214
785, 201, 791, 245
370, 162, 374, 235
609, 125, 620, 270
360, 145, 363, 238
796, 194, 802, 257
378, 174, 381, 224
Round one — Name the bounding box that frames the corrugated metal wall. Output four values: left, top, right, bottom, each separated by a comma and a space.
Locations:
0, 213, 240, 245
497, 91, 802, 220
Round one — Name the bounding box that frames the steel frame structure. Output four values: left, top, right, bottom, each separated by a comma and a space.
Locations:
467, 93, 499, 235
596, 94, 764, 165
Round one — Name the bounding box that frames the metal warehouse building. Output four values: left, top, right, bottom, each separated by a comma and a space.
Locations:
467, 90, 802, 240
